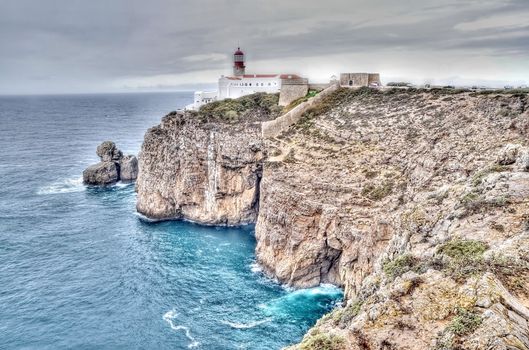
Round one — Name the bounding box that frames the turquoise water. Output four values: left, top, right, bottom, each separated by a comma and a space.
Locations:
0, 93, 342, 349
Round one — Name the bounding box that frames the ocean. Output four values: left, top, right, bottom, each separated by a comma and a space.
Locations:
0, 92, 342, 349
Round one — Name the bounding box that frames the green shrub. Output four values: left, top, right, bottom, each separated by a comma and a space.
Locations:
439, 239, 488, 260
448, 308, 482, 336
489, 254, 529, 296
470, 88, 529, 96
438, 239, 488, 280
198, 92, 280, 123
471, 165, 509, 187
387, 82, 411, 87
459, 192, 510, 217
307, 89, 320, 98
299, 333, 346, 350
383, 254, 418, 279
361, 181, 394, 201
332, 300, 363, 326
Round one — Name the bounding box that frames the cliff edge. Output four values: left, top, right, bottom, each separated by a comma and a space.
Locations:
136, 93, 280, 224
137, 88, 529, 349
266, 88, 529, 349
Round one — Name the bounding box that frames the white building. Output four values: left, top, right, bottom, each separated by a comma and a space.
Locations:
185, 47, 303, 110
192, 90, 217, 108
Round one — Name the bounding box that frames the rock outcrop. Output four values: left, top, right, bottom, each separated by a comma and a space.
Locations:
83, 141, 138, 185
119, 155, 139, 181
83, 161, 119, 185
136, 88, 529, 349
136, 111, 265, 224
263, 88, 529, 349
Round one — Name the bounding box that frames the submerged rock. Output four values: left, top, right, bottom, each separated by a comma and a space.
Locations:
83, 141, 138, 185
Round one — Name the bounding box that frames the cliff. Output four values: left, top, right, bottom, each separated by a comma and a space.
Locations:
136, 112, 264, 224
137, 88, 529, 349
136, 93, 280, 224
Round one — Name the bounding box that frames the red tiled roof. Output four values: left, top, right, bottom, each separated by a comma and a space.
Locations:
242, 74, 278, 78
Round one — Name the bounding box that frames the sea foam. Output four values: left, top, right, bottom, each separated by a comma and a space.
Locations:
220, 318, 272, 329
261, 284, 343, 319
37, 176, 85, 195
163, 309, 200, 348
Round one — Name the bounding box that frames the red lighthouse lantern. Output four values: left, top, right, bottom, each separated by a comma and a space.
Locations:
233, 47, 246, 76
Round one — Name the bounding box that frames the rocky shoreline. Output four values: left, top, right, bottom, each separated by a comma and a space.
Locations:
136, 89, 529, 349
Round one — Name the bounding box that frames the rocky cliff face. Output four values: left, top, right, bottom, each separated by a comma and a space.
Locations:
137, 89, 529, 349
136, 111, 265, 225
260, 88, 529, 349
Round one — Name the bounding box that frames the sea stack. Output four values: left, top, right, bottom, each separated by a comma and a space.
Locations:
83, 141, 138, 185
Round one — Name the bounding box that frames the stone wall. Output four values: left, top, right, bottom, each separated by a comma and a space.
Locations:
262, 83, 339, 139
279, 80, 309, 107
308, 83, 331, 91
340, 73, 380, 87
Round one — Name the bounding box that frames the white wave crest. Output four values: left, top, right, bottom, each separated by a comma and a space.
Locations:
163, 309, 200, 348
37, 177, 84, 195
220, 318, 272, 329
114, 181, 134, 188
133, 211, 162, 223
249, 262, 263, 274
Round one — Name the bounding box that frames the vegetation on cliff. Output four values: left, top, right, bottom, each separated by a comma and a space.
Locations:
195, 92, 282, 123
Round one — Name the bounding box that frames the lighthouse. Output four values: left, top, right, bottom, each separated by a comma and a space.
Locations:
233, 47, 246, 76
186, 47, 307, 110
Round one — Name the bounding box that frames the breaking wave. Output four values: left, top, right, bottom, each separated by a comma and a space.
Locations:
249, 262, 263, 274
163, 310, 200, 348
220, 318, 272, 329
261, 284, 343, 320
37, 177, 84, 195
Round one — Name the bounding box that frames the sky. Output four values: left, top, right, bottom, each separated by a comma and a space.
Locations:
0, 0, 528, 94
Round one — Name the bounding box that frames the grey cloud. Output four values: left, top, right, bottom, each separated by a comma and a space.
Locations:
0, 0, 528, 94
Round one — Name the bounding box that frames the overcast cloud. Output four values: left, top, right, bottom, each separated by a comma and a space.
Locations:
0, 0, 528, 94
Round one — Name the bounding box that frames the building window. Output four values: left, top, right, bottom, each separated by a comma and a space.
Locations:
249, 83, 252, 86
268, 83, 271, 86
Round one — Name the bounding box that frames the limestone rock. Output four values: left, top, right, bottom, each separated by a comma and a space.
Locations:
82, 161, 119, 185
119, 155, 138, 181
257, 89, 529, 349
497, 144, 520, 165
96, 141, 122, 162
136, 112, 264, 224
83, 141, 137, 185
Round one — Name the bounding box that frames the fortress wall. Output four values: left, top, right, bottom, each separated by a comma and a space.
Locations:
340, 73, 380, 87
262, 83, 339, 139
308, 83, 331, 91
368, 73, 381, 85
279, 84, 309, 106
